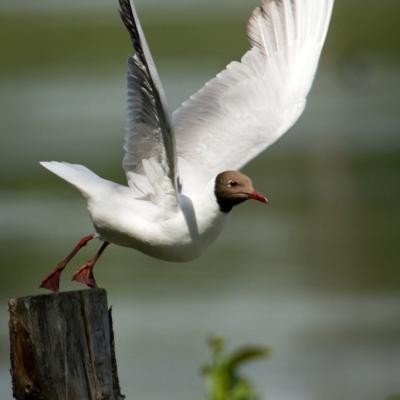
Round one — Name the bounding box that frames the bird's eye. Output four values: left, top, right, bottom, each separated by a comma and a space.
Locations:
227, 180, 238, 187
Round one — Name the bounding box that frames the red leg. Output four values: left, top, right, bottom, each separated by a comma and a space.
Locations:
72, 241, 110, 288
40, 234, 96, 293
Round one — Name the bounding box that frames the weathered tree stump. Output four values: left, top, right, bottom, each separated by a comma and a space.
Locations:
8, 289, 124, 400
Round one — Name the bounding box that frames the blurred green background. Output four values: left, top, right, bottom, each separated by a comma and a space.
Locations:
1, 0, 399, 399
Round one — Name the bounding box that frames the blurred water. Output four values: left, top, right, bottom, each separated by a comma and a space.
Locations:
1, 3, 400, 400
1, 67, 399, 399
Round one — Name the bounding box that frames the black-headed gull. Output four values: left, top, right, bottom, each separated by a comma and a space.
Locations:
40, 0, 334, 292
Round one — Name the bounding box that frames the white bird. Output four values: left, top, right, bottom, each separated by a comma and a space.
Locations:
40, 0, 334, 292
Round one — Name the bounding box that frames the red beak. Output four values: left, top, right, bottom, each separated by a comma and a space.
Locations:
247, 191, 269, 204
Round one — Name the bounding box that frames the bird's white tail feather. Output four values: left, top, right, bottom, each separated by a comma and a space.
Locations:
40, 161, 106, 199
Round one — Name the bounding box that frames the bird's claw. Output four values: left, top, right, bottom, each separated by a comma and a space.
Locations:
72, 261, 98, 288
40, 268, 63, 293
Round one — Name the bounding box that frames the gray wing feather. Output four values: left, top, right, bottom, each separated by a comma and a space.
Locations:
119, 0, 178, 192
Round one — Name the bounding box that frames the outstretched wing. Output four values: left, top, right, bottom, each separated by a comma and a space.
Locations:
173, 0, 334, 191
119, 0, 179, 202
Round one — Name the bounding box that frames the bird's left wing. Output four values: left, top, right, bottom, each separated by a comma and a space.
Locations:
173, 0, 334, 192
119, 0, 179, 203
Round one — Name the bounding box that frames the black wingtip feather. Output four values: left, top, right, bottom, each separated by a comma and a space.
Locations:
118, 0, 145, 62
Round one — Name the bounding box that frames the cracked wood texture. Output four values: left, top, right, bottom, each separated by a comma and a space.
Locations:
8, 289, 124, 400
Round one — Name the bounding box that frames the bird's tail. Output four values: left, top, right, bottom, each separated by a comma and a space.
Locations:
40, 161, 107, 199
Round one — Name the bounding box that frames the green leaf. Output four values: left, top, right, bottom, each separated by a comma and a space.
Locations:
226, 346, 270, 371
202, 336, 270, 400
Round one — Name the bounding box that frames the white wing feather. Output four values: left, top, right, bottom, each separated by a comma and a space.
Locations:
173, 0, 334, 192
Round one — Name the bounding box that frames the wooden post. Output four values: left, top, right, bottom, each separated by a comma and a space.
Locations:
8, 289, 125, 400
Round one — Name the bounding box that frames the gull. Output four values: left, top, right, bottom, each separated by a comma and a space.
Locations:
40, 0, 334, 292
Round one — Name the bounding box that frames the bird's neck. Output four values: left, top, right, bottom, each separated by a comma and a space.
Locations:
190, 180, 229, 233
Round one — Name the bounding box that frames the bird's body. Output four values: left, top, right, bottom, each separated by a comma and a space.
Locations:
41, 161, 228, 262
88, 173, 227, 262
39, 0, 335, 292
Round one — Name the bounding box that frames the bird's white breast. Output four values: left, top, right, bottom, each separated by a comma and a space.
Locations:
87, 183, 228, 262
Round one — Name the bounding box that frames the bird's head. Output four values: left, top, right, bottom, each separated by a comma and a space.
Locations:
214, 171, 268, 213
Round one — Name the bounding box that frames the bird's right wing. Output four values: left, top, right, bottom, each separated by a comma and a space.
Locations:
173, 0, 334, 193
119, 0, 179, 204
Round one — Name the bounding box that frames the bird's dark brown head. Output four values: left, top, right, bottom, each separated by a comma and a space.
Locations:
214, 171, 268, 213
